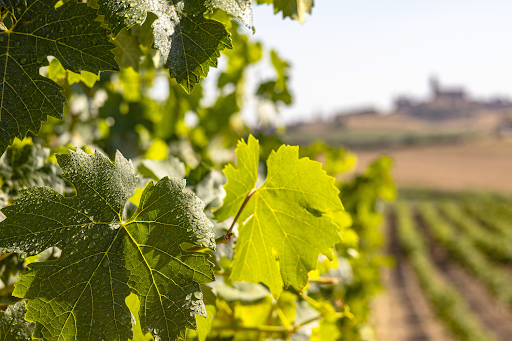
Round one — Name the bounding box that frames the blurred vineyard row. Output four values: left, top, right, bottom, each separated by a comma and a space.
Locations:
385, 191, 512, 341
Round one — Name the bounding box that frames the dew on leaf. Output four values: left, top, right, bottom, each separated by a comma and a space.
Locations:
0, 150, 215, 340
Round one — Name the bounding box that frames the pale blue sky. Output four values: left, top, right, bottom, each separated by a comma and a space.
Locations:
249, 1, 512, 123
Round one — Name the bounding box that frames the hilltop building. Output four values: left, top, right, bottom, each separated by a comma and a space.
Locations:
394, 77, 512, 120
285, 76, 512, 144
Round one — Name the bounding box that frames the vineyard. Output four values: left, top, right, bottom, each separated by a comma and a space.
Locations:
377, 192, 512, 341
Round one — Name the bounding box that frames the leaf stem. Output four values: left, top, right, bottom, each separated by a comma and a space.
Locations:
217, 189, 256, 245
213, 324, 287, 333
214, 270, 340, 286
308, 277, 340, 285
212, 312, 325, 336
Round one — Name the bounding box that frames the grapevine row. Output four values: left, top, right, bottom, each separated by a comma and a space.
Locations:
438, 200, 512, 262
394, 202, 496, 341
462, 197, 512, 237
417, 202, 512, 306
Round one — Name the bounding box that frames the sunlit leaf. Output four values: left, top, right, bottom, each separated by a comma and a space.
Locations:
215, 135, 343, 296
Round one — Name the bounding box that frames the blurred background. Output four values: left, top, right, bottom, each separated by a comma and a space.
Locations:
254, 0, 512, 194
257, 2, 512, 340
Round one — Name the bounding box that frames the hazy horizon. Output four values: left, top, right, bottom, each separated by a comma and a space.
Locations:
250, 1, 512, 124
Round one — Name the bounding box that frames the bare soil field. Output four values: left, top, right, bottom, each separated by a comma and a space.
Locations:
353, 139, 512, 193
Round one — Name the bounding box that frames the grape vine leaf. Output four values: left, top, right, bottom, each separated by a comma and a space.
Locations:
0, 0, 119, 155
256, 50, 292, 105
205, 0, 253, 29
0, 301, 35, 341
195, 284, 216, 341
0, 141, 65, 198
256, 0, 313, 23
112, 29, 144, 72
215, 135, 343, 297
96, 0, 252, 92
0, 149, 216, 341
138, 157, 186, 181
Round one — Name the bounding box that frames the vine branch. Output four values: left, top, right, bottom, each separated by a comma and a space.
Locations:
218, 188, 256, 245
212, 311, 327, 336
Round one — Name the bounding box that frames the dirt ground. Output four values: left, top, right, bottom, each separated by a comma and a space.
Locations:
353, 139, 512, 193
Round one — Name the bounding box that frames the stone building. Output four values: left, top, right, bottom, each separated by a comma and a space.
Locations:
394, 77, 512, 120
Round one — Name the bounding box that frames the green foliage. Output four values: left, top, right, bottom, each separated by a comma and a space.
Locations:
461, 194, 512, 238
0, 140, 64, 198
256, 50, 292, 105
0, 301, 35, 341
395, 202, 497, 341
0, 0, 119, 153
217, 21, 262, 88
0, 149, 215, 341
0, 0, 296, 155
439, 200, 512, 262
256, 0, 314, 24
335, 156, 395, 340
418, 201, 512, 306
0, 252, 25, 306
112, 30, 145, 72
299, 141, 357, 177
215, 135, 343, 297
96, 0, 243, 92
0, 2, 402, 340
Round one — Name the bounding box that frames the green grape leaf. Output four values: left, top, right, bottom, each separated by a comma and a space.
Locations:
218, 20, 262, 88
299, 141, 357, 176
47, 58, 99, 87
0, 0, 119, 154
257, 0, 313, 23
195, 284, 216, 341
215, 281, 271, 302
138, 157, 186, 181
192, 169, 226, 209
0, 301, 35, 341
0, 141, 65, 198
214, 135, 259, 222
256, 50, 292, 105
112, 29, 144, 72
0, 149, 216, 341
215, 135, 343, 297
96, 0, 239, 93
205, 0, 253, 29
